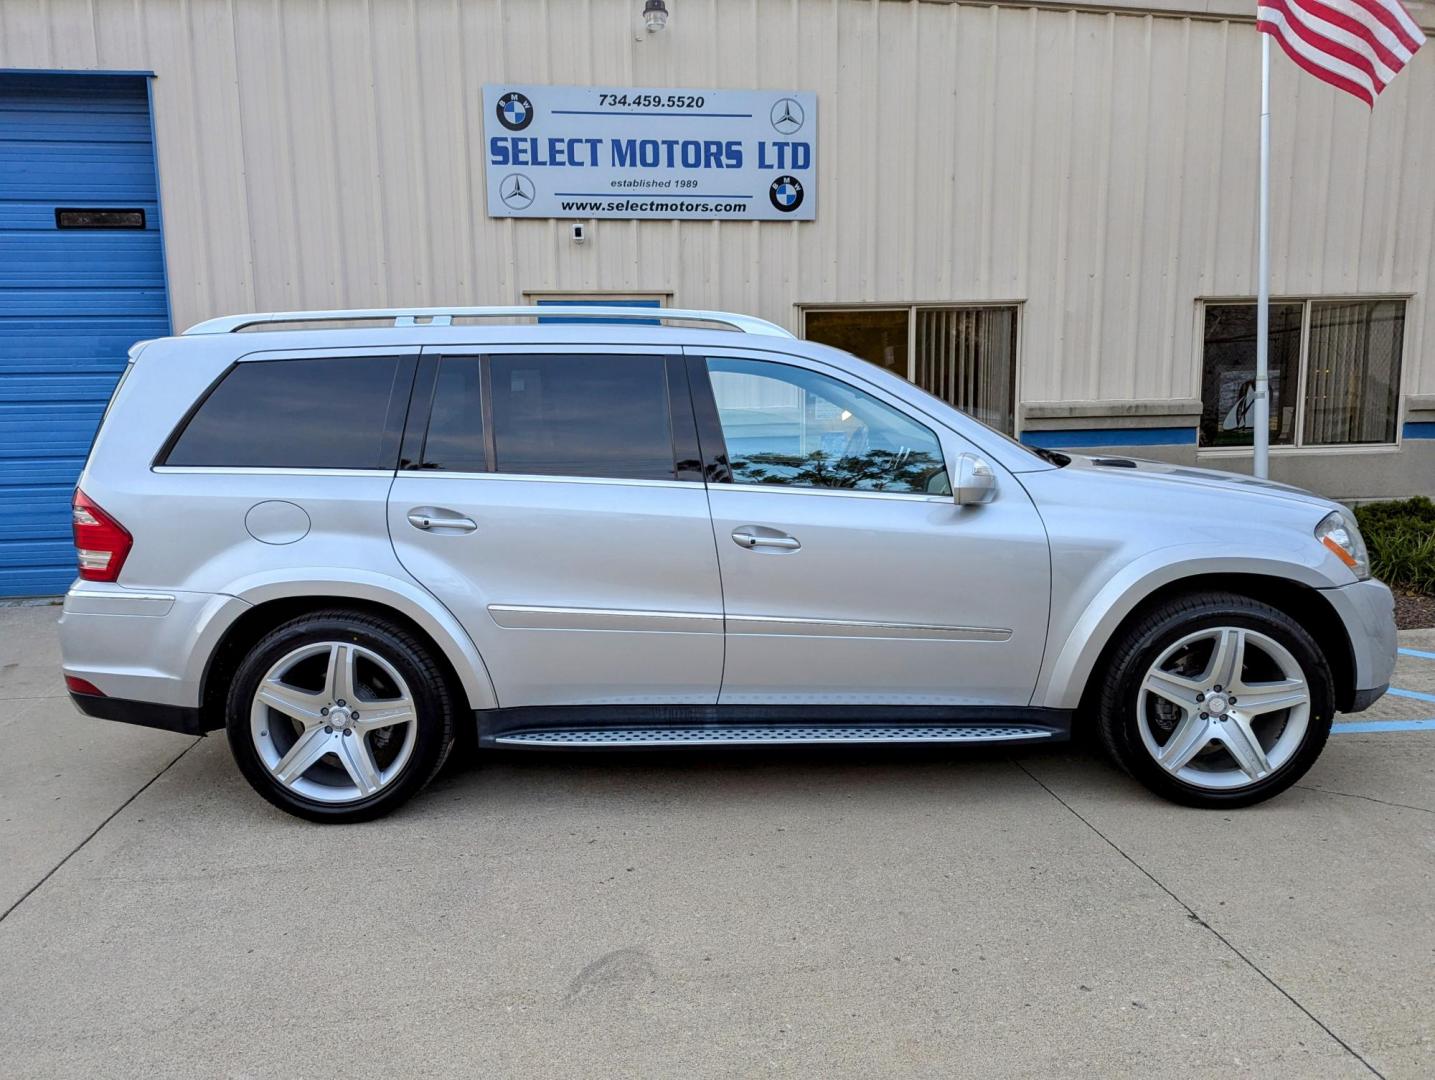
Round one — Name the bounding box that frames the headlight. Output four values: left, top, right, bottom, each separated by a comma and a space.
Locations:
1315, 510, 1370, 579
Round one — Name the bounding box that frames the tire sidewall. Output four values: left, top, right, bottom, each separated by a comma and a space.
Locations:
226, 616, 451, 823
1109, 604, 1334, 808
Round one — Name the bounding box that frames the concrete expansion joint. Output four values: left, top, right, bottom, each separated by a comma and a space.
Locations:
0, 739, 201, 927
1011, 759, 1389, 1080
1294, 784, 1435, 817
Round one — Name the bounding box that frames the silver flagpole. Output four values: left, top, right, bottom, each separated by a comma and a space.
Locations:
1254, 32, 1272, 479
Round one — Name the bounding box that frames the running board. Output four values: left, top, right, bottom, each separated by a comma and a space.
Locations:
490, 722, 1063, 750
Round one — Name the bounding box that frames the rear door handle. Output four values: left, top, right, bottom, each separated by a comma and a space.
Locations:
731, 526, 801, 551
408, 507, 478, 533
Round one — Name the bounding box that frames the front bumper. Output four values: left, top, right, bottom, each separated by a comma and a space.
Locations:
1347, 684, 1389, 713
1321, 578, 1397, 713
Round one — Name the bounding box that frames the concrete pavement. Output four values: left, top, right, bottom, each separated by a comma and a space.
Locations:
2, 605, 1432, 1079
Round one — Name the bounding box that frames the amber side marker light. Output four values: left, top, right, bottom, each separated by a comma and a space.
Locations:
1321, 535, 1360, 569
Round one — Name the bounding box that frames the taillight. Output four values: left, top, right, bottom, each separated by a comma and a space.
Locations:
72, 489, 132, 582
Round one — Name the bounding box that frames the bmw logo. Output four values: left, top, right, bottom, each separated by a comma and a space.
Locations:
496, 91, 533, 131
768, 175, 804, 213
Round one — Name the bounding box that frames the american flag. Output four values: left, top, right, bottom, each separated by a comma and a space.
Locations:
1256, 0, 1427, 107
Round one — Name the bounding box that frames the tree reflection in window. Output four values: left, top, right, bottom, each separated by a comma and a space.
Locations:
729, 448, 948, 494
708, 357, 951, 496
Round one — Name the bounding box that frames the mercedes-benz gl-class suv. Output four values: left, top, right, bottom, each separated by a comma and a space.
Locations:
59, 306, 1396, 822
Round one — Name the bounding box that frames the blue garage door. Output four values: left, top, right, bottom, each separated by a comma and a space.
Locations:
0, 73, 169, 596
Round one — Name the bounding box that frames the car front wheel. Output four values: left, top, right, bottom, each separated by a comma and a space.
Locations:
1096, 592, 1335, 808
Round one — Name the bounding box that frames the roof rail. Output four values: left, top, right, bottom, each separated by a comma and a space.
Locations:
182, 306, 794, 338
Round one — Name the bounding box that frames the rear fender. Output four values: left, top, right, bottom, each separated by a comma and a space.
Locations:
188, 568, 498, 711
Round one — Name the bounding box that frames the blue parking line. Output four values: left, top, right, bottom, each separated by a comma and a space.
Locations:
1333, 718, 1435, 734
1387, 687, 1435, 704
1398, 647, 1435, 660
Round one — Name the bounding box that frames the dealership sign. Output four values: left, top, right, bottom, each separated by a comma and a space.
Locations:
482, 84, 816, 221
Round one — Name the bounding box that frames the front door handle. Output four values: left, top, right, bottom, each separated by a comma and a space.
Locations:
408, 507, 478, 533
731, 526, 801, 551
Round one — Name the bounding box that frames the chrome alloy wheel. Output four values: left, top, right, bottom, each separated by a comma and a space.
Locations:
249, 641, 419, 805
1136, 626, 1311, 791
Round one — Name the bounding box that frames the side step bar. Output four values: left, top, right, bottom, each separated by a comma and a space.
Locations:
490, 722, 1064, 750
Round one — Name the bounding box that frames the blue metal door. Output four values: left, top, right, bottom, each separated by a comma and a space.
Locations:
0, 73, 169, 596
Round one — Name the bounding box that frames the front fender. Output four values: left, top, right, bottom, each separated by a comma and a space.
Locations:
186, 567, 499, 712
1033, 547, 1337, 711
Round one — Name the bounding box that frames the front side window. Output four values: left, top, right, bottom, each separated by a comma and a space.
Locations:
488, 353, 677, 480
1199, 298, 1404, 449
707, 358, 949, 495
163, 356, 402, 469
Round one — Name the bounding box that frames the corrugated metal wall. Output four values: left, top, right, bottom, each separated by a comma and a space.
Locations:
2, 0, 1431, 407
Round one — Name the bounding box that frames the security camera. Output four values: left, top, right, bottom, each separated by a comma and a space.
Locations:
571, 223, 586, 244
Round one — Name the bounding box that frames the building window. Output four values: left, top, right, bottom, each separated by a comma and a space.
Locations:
524, 292, 668, 325
1200, 299, 1405, 449
803, 305, 1018, 435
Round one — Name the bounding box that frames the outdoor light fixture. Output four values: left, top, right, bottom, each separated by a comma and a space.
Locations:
643, 0, 669, 33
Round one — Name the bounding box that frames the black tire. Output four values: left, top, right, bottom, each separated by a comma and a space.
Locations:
226, 610, 456, 823
1094, 591, 1335, 808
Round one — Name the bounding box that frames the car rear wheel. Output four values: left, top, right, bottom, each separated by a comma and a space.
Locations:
1095, 592, 1335, 808
226, 611, 456, 822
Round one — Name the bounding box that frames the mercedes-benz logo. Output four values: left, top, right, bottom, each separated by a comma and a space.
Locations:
499, 173, 535, 211
770, 97, 805, 135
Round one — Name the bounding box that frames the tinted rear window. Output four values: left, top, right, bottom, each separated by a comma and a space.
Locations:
420, 357, 487, 472
164, 356, 402, 469
488, 353, 676, 480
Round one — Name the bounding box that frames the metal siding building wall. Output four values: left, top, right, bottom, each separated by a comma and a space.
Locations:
1, 0, 1432, 474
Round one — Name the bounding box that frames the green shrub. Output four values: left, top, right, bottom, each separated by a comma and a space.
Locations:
1354, 496, 1435, 595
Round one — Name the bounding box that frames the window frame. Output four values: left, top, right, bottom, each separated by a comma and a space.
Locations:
798, 301, 1025, 437
523, 290, 671, 307
398, 347, 704, 485
687, 349, 956, 503
152, 347, 419, 473
1196, 295, 1411, 455
523, 291, 671, 326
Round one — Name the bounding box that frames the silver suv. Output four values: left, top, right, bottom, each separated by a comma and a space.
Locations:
60, 306, 1397, 822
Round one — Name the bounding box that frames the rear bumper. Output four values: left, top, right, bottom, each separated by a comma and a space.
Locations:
59, 582, 245, 710
1321, 578, 1397, 713
69, 691, 212, 736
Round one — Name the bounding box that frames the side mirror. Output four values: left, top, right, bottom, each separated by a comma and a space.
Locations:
953, 453, 997, 506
